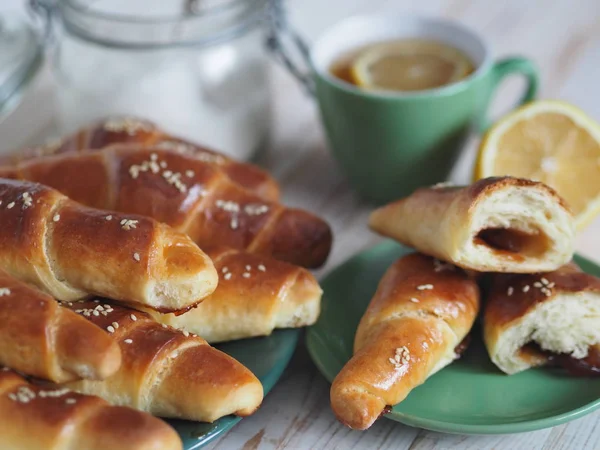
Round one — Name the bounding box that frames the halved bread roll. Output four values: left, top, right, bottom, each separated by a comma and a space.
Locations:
369, 177, 575, 273
484, 263, 600, 375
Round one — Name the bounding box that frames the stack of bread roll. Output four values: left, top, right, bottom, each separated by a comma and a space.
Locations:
0, 117, 331, 449
331, 176, 600, 430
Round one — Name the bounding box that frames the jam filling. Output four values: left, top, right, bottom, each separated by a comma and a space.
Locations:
520, 342, 600, 377
454, 335, 472, 359
474, 227, 548, 259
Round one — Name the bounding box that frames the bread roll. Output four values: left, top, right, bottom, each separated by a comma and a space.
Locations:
369, 177, 575, 273
331, 253, 479, 430
484, 263, 600, 375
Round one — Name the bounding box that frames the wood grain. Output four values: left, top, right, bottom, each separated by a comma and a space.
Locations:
2, 0, 600, 449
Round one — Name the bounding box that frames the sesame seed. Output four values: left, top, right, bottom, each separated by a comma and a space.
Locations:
112, 322, 119, 329
124, 339, 133, 344
121, 219, 138, 230
183, 330, 190, 337
133, 252, 140, 262
222, 267, 229, 273
186, 170, 195, 178
53, 214, 60, 222
258, 264, 266, 272
417, 284, 434, 290
244, 204, 269, 215
160, 161, 167, 168
92, 310, 100, 316
224, 273, 232, 280
107, 325, 115, 333
507, 287, 514, 296
150, 153, 158, 161
105, 215, 112, 221
533, 282, 543, 288
245, 265, 251, 271
7, 202, 14, 209
162, 324, 167, 328
0, 288, 11, 297
523, 285, 530, 293
410, 298, 419, 303
130, 314, 137, 321
541, 277, 550, 285
230, 218, 239, 230
65, 398, 76, 405
242, 272, 251, 278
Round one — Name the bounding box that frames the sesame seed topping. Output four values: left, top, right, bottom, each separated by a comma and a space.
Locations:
124, 339, 133, 344
541, 277, 550, 285
230, 218, 239, 230
507, 287, 514, 296
130, 314, 137, 321
523, 285, 530, 293
216, 199, 240, 212
105, 215, 112, 221
121, 219, 138, 230
112, 322, 119, 329
242, 272, 251, 278
390, 346, 411, 369
53, 214, 60, 222
417, 284, 434, 290
162, 324, 167, 328
92, 310, 100, 316
160, 161, 167, 168
186, 170, 195, 178
183, 330, 190, 337
258, 264, 266, 272
533, 282, 543, 288
224, 273, 232, 280
245, 265, 251, 271
0, 288, 11, 297
150, 153, 158, 161
410, 298, 419, 303
7, 202, 15, 209
244, 204, 269, 215
107, 325, 115, 333
133, 252, 140, 262
221, 267, 229, 273
65, 398, 76, 405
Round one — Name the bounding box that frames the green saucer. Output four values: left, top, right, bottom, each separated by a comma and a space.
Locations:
306, 241, 600, 434
169, 328, 299, 448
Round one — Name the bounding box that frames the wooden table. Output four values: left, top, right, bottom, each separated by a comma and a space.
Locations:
2, 0, 600, 448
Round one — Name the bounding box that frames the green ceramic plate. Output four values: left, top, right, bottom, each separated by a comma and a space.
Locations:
306, 241, 600, 435
168, 329, 299, 448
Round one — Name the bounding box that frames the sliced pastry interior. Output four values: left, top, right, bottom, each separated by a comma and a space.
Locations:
330, 253, 479, 430
144, 246, 323, 343
484, 263, 600, 376
369, 176, 575, 273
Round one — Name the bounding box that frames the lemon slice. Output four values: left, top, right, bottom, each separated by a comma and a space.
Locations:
474, 100, 600, 230
351, 39, 474, 92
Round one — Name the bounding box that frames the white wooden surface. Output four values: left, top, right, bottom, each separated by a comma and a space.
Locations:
3, 0, 600, 449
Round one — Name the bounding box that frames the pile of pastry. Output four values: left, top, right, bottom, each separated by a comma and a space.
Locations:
0, 117, 331, 449
330, 177, 600, 430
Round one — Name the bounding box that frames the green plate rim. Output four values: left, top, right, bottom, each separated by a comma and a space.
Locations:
306, 241, 600, 435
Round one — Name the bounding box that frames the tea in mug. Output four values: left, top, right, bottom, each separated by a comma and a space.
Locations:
330, 38, 475, 92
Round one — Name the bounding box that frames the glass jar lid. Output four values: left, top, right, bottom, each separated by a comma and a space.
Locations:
0, 13, 43, 120
58, 0, 269, 49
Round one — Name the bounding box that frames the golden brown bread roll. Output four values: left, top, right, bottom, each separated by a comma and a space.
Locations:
331, 253, 480, 430
0, 270, 121, 382
8, 116, 279, 201
484, 263, 600, 375
0, 146, 332, 268
0, 179, 217, 312
0, 368, 182, 450
61, 300, 264, 422
145, 246, 322, 343
369, 177, 575, 273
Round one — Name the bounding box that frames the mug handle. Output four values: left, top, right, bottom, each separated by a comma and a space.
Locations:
479, 57, 539, 132
266, 0, 315, 96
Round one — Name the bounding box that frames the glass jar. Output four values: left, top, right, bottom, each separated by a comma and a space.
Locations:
32, 0, 272, 161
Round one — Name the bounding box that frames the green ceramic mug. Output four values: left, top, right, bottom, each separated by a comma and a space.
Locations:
271, 15, 539, 204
